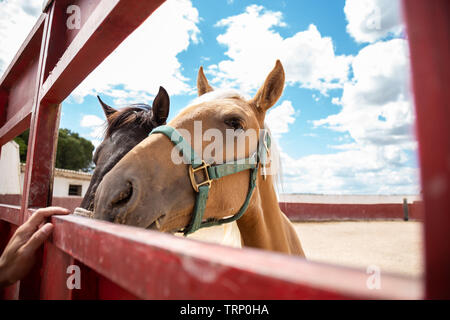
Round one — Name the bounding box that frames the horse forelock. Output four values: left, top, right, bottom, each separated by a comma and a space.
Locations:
187, 89, 249, 108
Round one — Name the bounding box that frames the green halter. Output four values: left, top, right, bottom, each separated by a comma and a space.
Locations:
149, 125, 271, 236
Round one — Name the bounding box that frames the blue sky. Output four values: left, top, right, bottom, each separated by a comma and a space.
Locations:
0, 0, 419, 194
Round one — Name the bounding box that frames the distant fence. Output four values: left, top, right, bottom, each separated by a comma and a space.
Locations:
280, 201, 423, 221
0, 194, 423, 221
0, 194, 82, 212
279, 195, 423, 221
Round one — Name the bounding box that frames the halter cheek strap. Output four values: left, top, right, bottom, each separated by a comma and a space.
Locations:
149, 125, 271, 236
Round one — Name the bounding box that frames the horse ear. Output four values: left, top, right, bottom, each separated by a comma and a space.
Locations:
197, 66, 214, 96
250, 60, 285, 112
97, 95, 117, 119
151, 86, 170, 125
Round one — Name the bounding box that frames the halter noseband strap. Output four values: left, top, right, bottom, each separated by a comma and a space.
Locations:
149, 125, 271, 236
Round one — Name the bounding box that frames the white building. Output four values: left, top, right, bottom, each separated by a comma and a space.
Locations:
1, 141, 92, 197
0, 141, 21, 194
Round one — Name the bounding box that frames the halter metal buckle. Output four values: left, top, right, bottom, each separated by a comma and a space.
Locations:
189, 160, 212, 192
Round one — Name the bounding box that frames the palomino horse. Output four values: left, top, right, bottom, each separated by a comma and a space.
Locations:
94, 61, 305, 256
76, 87, 170, 213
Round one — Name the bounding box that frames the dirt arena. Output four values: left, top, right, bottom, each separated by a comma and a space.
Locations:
186, 220, 424, 278
293, 221, 423, 278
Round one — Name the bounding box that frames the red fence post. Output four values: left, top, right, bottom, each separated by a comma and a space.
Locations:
0, 222, 20, 299
20, 3, 59, 219
17, 3, 58, 299
402, 0, 450, 299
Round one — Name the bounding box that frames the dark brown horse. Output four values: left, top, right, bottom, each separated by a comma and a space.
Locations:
77, 87, 170, 213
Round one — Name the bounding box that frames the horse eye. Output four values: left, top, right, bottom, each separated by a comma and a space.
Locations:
224, 118, 244, 130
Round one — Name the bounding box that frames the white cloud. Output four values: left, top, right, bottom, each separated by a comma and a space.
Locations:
259, 37, 418, 194
314, 39, 414, 149
80, 115, 104, 146
71, 0, 200, 104
265, 100, 296, 139
280, 147, 419, 194
278, 38, 419, 194
206, 5, 352, 95
329, 143, 359, 150
344, 0, 404, 43
80, 115, 104, 127
0, 0, 41, 74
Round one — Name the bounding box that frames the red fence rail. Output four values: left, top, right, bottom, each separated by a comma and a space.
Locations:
0, 194, 423, 221
0, 0, 448, 299
280, 201, 423, 221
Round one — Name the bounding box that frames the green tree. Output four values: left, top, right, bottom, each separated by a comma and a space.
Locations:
14, 129, 29, 162
14, 128, 94, 172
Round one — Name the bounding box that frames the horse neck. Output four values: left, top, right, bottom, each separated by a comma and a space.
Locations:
236, 173, 305, 256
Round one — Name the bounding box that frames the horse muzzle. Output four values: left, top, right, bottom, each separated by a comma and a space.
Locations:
93, 174, 142, 225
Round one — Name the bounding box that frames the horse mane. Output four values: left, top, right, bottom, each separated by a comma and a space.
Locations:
105, 105, 154, 137
263, 124, 283, 198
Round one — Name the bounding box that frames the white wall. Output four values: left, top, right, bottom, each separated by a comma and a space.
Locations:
0, 141, 21, 194
19, 172, 91, 197
52, 176, 91, 197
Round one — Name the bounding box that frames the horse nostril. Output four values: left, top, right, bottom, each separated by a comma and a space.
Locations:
111, 181, 133, 207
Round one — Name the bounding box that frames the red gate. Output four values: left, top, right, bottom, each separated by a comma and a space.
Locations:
0, 0, 448, 299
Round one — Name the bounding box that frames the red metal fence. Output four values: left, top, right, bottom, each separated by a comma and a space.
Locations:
0, 0, 448, 299
0, 194, 423, 221
280, 201, 423, 221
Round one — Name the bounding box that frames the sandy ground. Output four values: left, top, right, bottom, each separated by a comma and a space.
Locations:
185, 220, 424, 278
293, 221, 424, 278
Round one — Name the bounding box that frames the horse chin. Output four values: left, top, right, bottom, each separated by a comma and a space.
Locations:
145, 214, 166, 231
73, 207, 94, 218
146, 213, 191, 234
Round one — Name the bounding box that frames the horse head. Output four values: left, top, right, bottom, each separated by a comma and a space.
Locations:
79, 86, 170, 211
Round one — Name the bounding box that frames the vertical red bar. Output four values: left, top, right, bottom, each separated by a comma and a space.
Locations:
0, 90, 8, 127
40, 244, 100, 300
21, 3, 59, 219
40, 242, 74, 300
402, 0, 450, 299
18, 3, 60, 299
